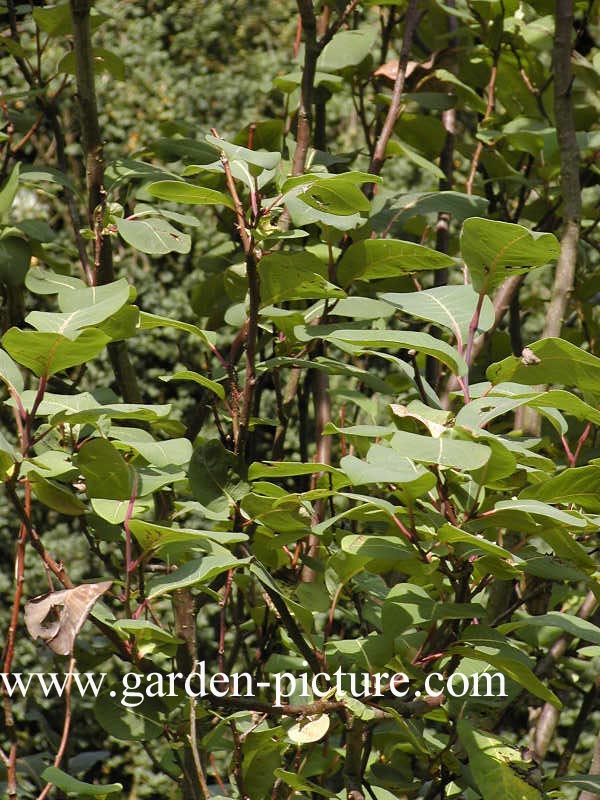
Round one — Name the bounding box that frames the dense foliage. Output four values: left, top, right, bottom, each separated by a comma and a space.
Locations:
1, 1, 600, 799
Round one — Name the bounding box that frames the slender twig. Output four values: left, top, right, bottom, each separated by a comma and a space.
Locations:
368, 0, 422, 183
189, 660, 211, 800
466, 62, 498, 195
1, 478, 30, 800
36, 657, 77, 800
318, 0, 360, 51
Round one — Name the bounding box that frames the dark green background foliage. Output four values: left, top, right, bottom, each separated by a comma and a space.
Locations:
1, 1, 600, 799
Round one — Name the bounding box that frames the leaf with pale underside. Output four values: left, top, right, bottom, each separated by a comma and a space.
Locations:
25, 582, 112, 655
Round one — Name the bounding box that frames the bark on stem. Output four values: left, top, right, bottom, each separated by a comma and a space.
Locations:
580, 731, 600, 800
522, 0, 580, 434
69, 0, 141, 404
533, 590, 596, 759
546, 0, 581, 339
293, 0, 319, 176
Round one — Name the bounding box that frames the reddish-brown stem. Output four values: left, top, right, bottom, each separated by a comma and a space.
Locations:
36, 657, 77, 800
462, 291, 486, 400
573, 422, 592, 465
466, 63, 498, 195
2, 479, 30, 800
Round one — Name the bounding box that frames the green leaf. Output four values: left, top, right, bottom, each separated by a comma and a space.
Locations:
489, 498, 587, 529
112, 619, 183, 657
57, 48, 125, 80
317, 28, 375, 72
40, 767, 122, 799
33, 3, 108, 36
160, 370, 225, 400
188, 439, 249, 514
0, 163, 20, 218
0, 350, 24, 393
461, 218, 560, 294
128, 519, 247, 552
149, 138, 218, 164
298, 177, 371, 216
318, 28, 376, 73
259, 251, 345, 305
341, 446, 436, 494
386, 140, 446, 180
391, 431, 491, 471
487, 338, 600, 394
30, 473, 86, 516
457, 721, 542, 800
104, 159, 178, 191
15, 219, 56, 242
146, 180, 235, 209
205, 133, 281, 172
377, 190, 488, 225
381, 285, 494, 345
115, 435, 192, 468
77, 439, 133, 501
337, 239, 454, 286
51, 403, 172, 425
94, 689, 163, 741
499, 612, 600, 644
115, 216, 191, 255
248, 461, 341, 480
556, 776, 600, 793
91, 498, 151, 525
382, 583, 435, 636
437, 523, 517, 560
26, 279, 130, 337
520, 466, 600, 512
341, 534, 413, 563
138, 311, 216, 347
2, 328, 110, 377
273, 69, 343, 93
294, 325, 467, 375
273, 769, 336, 798
0, 430, 16, 479
0, 235, 32, 286
434, 69, 487, 114
452, 626, 560, 707
20, 165, 79, 196
147, 553, 248, 599
328, 296, 395, 319
284, 191, 363, 230
26, 266, 85, 296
